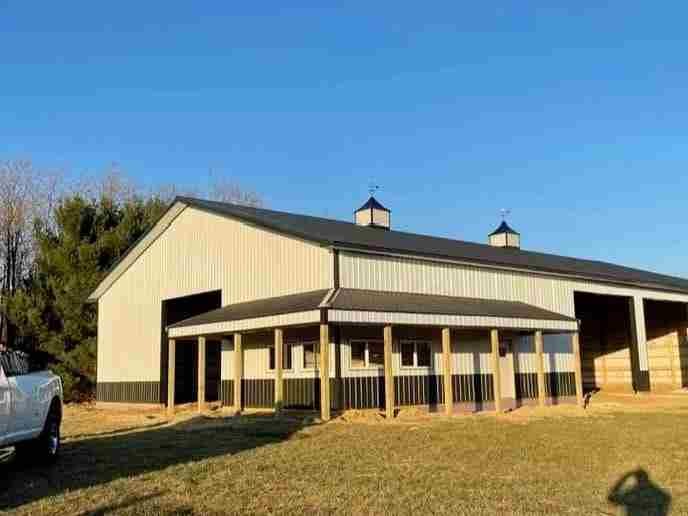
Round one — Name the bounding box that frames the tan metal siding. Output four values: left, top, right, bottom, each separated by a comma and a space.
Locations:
452, 332, 493, 375
97, 206, 332, 383
514, 334, 574, 374
220, 339, 233, 381
339, 251, 688, 317
239, 329, 335, 380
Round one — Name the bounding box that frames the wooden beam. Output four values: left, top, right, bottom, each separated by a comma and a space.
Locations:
275, 328, 284, 409
320, 323, 331, 421
535, 330, 546, 407
197, 336, 206, 413
233, 333, 243, 412
490, 329, 502, 413
383, 325, 395, 419
167, 339, 176, 417
442, 328, 453, 416
572, 331, 584, 407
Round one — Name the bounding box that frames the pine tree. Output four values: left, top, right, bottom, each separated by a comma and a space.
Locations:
8, 194, 167, 400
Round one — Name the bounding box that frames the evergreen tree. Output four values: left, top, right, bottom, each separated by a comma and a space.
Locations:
8, 194, 167, 400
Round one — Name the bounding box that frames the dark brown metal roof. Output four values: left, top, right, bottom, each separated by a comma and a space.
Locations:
329, 289, 576, 322
179, 196, 688, 294
168, 288, 575, 330
168, 290, 330, 329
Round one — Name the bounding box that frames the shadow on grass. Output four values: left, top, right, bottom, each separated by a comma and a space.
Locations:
0, 412, 312, 511
608, 468, 671, 516
75, 491, 169, 516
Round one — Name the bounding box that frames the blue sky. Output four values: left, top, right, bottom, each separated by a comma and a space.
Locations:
2, 3, 688, 276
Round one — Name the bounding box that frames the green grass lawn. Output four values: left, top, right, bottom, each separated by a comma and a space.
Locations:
2, 395, 687, 515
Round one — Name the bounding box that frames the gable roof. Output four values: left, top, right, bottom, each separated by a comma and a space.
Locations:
181, 196, 688, 295
89, 196, 688, 301
489, 220, 520, 236
356, 196, 390, 213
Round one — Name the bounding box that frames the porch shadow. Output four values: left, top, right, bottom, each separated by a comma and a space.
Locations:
0, 412, 312, 511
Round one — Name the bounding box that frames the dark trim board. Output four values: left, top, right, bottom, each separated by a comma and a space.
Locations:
97, 373, 573, 407
396, 375, 442, 406
284, 378, 320, 409
96, 381, 161, 404
515, 372, 578, 399
242, 379, 275, 408
220, 379, 234, 407
451, 374, 494, 403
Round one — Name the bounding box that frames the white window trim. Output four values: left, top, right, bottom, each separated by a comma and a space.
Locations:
349, 339, 384, 370
302, 340, 320, 371
267, 342, 294, 372
400, 340, 433, 370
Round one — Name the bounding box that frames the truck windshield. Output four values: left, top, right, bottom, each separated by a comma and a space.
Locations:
0, 350, 30, 377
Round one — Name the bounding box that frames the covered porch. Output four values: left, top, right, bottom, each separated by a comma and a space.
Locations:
165, 289, 583, 420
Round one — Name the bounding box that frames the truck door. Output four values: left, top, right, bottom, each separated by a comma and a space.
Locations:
0, 365, 10, 441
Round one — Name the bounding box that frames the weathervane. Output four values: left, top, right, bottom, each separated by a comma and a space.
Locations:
368, 183, 380, 197
500, 208, 511, 221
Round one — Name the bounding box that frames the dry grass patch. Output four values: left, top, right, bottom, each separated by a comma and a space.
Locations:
1, 394, 687, 514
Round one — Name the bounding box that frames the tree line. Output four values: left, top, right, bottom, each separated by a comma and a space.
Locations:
0, 160, 261, 400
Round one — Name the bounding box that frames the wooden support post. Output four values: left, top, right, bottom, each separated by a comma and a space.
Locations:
572, 331, 584, 407
197, 336, 206, 413
442, 328, 453, 416
319, 323, 331, 421
167, 339, 176, 417
233, 333, 243, 412
383, 325, 395, 419
275, 328, 284, 409
535, 330, 546, 407
490, 329, 502, 413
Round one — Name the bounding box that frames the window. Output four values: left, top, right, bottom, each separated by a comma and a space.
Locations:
268, 343, 293, 371
349, 340, 384, 368
401, 342, 414, 367
400, 341, 432, 368
417, 342, 431, 367
368, 341, 384, 367
351, 341, 366, 368
303, 341, 319, 369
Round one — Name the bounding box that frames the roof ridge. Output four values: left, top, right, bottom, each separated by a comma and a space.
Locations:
172, 197, 688, 294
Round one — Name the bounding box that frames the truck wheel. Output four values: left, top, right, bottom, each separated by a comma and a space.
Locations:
15, 403, 61, 464
39, 405, 61, 462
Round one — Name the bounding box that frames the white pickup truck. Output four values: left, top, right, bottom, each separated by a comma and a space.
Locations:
0, 350, 63, 463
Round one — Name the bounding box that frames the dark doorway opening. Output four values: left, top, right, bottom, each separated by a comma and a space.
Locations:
644, 299, 688, 390
574, 292, 639, 393
160, 290, 222, 404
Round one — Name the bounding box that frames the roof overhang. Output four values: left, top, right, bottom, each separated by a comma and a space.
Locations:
168, 310, 322, 338
167, 288, 578, 338
328, 310, 577, 332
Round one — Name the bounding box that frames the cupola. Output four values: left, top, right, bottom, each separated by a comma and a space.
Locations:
489, 220, 520, 249
354, 196, 391, 230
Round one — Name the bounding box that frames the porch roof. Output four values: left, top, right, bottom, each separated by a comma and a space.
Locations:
167, 288, 578, 338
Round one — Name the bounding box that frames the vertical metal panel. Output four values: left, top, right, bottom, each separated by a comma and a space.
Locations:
97, 206, 332, 384
338, 251, 688, 319
242, 379, 275, 408
220, 339, 233, 380
220, 379, 234, 406
96, 382, 161, 403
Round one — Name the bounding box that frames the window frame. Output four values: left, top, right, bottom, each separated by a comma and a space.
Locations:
349, 339, 385, 370
268, 341, 294, 372
399, 340, 433, 369
302, 340, 320, 371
